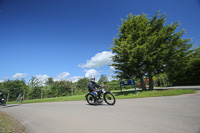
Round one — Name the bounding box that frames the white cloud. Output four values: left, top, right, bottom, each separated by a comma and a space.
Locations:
32, 72, 70, 85
68, 76, 83, 83
108, 74, 116, 81
54, 72, 70, 81
12, 73, 28, 79
79, 51, 115, 68
84, 69, 99, 78
35, 74, 49, 80
2, 77, 9, 80
34, 74, 49, 86
110, 66, 115, 71
0, 77, 9, 82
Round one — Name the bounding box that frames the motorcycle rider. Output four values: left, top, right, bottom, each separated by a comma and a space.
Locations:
0, 92, 4, 104
88, 77, 101, 105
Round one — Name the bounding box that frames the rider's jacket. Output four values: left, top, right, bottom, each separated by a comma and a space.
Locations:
0, 93, 3, 98
0, 93, 3, 101
88, 82, 100, 92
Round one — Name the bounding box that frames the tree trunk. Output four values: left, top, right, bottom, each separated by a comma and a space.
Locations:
159, 78, 162, 86
162, 78, 165, 86
153, 78, 157, 87
139, 75, 146, 91
149, 73, 154, 90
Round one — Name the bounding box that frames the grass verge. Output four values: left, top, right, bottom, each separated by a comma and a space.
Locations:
8, 95, 86, 104
0, 112, 26, 133
113, 89, 195, 99
7, 89, 196, 105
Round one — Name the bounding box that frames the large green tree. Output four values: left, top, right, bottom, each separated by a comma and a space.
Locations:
111, 11, 195, 90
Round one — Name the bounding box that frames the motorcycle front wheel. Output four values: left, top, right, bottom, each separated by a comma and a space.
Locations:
104, 92, 116, 105
86, 94, 95, 105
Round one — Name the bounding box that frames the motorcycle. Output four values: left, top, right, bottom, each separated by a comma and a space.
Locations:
85, 87, 116, 105
0, 98, 6, 106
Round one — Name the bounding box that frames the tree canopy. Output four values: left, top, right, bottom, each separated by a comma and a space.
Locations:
98, 74, 109, 85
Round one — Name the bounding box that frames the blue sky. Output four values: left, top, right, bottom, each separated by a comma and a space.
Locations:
0, 0, 200, 83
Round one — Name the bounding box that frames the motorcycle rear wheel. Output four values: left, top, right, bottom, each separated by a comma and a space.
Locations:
2, 101, 6, 106
86, 94, 95, 105
104, 92, 116, 105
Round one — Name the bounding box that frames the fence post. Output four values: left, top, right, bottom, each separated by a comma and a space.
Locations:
7, 92, 9, 102
23, 87, 25, 100
41, 87, 43, 99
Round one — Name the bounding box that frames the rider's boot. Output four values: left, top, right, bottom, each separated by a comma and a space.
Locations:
94, 97, 97, 106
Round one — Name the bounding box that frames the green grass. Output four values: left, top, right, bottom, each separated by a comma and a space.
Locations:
7, 89, 196, 104
0, 112, 15, 133
0, 112, 26, 133
114, 89, 195, 99
8, 95, 86, 104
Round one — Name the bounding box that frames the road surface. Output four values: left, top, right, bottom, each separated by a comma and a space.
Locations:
154, 86, 200, 90
1, 92, 200, 133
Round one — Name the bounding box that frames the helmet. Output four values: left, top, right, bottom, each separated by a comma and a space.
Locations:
91, 77, 95, 82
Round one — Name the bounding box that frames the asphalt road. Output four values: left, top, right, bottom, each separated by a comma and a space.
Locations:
1, 92, 200, 133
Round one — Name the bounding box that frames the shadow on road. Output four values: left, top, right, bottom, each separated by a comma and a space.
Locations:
86, 103, 115, 107
0, 104, 21, 109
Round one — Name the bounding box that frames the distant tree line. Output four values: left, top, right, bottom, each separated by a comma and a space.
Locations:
0, 75, 109, 102
1, 69, 199, 102
0, 77, 89, 101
